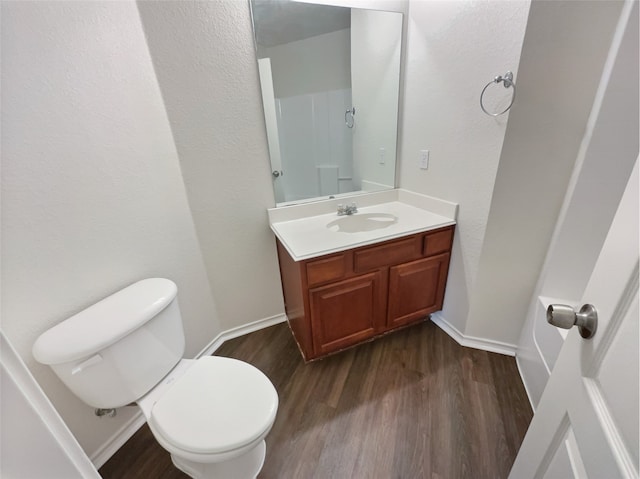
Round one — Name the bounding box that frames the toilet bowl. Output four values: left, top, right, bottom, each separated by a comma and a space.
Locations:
32, 278, 278, 479
139, 357, 277, 478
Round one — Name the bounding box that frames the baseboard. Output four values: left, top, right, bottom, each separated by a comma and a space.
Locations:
196, 313, 287, 358
430, 312, 517, 356
89, 313, 288, 469
90, 412, 146, 469
515, 355, 537, 412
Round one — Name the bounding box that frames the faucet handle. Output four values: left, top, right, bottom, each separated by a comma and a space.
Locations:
337, 204, 345, 215
350, 202, 358, 213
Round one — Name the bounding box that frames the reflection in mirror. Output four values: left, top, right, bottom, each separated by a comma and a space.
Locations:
250, 0, 403, 206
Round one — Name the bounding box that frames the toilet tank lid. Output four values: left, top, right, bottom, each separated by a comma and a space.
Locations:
33, 278, 178, 365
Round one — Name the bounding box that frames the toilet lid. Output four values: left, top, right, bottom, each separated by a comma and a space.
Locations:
148, 356, 278, 455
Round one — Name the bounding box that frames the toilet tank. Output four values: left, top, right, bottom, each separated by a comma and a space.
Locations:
33, 278, 185, 409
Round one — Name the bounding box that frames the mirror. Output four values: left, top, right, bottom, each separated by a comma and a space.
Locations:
250, 0, 403, 206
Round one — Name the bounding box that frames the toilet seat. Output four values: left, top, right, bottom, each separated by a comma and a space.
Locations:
148, 356, 278, 456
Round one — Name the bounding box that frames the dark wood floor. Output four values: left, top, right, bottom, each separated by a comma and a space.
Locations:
100, 320, 532, 479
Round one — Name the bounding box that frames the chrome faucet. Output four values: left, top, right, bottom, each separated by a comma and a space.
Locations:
337, 202, 358, 216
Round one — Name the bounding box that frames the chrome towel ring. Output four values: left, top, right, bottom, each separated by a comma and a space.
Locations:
480, 71, 516, 117
345, 107, 355, 128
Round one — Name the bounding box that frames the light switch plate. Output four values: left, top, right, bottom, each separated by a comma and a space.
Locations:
419, 150, 429, 170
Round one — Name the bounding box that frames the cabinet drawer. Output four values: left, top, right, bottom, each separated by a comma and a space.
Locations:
423, 227, 454, 257
354, 236, 422, 272
306, 253, 347, 287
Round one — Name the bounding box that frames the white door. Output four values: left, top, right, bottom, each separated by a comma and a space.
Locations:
257, 57, 285, 204
509, 155, 639, 478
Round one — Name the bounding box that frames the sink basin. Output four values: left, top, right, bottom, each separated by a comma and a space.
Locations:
326, 213, 398, 233
269, 199, 457, 260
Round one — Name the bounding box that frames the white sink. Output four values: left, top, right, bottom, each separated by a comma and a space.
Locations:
269, 200, 456, 261
326, 213, 398, 233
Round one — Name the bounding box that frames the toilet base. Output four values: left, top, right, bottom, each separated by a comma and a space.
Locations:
170, 439, 266, 479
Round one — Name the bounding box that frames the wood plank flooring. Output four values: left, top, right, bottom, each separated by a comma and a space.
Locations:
99, 320, 532, 479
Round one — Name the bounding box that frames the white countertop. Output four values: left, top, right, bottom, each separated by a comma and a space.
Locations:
270, 194, 457, 261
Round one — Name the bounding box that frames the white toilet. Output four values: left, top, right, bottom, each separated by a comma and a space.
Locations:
32, 278, 278, 479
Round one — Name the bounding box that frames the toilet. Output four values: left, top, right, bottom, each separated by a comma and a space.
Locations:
32, 278, 278, 479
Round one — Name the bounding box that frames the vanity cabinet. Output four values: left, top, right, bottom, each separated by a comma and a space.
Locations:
276, 225, 454, 361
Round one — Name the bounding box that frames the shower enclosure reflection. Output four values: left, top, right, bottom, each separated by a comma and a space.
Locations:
250, 0, 403, 205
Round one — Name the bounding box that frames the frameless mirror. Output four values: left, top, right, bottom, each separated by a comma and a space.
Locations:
250, 0, 403, 206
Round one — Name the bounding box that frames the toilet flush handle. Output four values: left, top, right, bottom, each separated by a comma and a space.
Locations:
71, 354, 103, 375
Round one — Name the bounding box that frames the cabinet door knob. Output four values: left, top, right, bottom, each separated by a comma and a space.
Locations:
546, 304, 598, 339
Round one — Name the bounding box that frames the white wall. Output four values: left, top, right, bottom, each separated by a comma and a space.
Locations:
351, 9, 402, 190
264, 28, 351, 99
136, 0, 285, 331
399, 0, 531, 338
1, 0, 220, 460
465, 0, 625, 345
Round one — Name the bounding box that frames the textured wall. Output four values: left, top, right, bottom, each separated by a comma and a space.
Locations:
1, 0, 220, 458
399, 0, 531, 335
466, 0, 626, 345
137, 0, 285, 331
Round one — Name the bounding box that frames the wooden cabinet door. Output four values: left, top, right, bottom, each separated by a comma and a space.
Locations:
387, 253, 450, 328
309, 271, 384, 356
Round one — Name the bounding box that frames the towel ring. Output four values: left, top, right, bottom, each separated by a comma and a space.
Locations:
480, 71, 516, 117
345, 107, 355, 128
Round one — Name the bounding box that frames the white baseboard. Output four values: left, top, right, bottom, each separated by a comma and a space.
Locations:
196, 313, 287, 358
90, 412, 146, 469
515, 355, 537, 412
89, 313, 288, 469
430, 312, 517, 356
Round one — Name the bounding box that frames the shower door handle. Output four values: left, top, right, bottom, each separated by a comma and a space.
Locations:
546, 304, 598, 339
